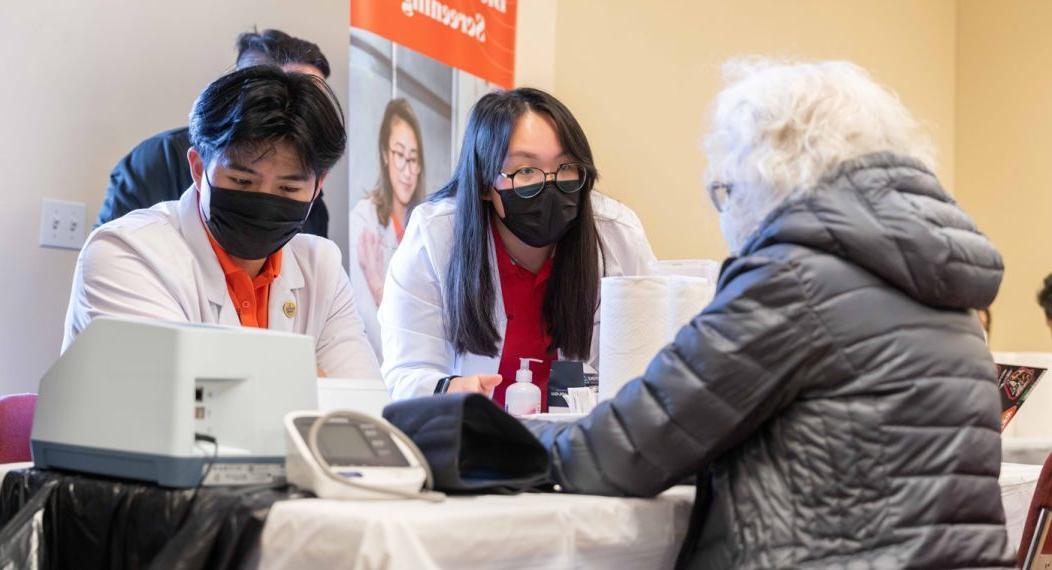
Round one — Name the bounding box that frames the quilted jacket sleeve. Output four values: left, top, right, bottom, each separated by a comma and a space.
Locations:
528, 253, 835, 497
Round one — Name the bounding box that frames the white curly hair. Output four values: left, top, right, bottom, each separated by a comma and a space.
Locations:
704, 58, 936, 254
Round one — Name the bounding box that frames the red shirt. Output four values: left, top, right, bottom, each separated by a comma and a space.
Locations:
491, 222, 556, 411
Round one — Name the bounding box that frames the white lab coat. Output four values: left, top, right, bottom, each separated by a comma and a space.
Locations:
378, 192, 657, 400
348, 196, 399, 361
63, 187, 381, 380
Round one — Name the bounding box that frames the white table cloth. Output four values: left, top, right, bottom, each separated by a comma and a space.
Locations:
255, 461, 1043, 570
258, 486, 695, 570
1000, 462, 1043, 550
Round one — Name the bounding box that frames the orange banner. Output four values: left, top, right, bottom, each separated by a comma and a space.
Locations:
351, 0, 517, 88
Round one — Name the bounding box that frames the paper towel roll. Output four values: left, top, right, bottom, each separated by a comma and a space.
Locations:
599, 276, 671, 401
650, 259, 721, 282
667, 276, 715, 339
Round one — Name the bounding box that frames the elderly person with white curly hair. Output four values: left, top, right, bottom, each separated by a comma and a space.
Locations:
527, 59, 1012, 569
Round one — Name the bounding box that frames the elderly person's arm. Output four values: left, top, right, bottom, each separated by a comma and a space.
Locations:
528, 255, 833, 497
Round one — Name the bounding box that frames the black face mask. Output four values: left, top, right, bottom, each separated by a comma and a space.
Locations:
204, 178, 314, 260
496, 182, 582, 247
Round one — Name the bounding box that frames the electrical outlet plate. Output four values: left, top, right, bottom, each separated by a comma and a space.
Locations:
39, 199, 87, 250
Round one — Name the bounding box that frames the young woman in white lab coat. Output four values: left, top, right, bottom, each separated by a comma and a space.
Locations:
379, 88, 656, 407
64, 67, 380, 380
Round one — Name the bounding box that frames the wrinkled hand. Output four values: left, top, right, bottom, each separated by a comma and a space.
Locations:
356, 230, 386, 305
447, 374, 503, 397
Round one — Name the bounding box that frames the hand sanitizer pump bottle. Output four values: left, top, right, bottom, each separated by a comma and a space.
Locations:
505, 358, 543, 417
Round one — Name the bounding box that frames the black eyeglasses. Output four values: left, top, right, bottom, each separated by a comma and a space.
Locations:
387, 147, 421, 175
498, 162, 588, 199
707, 181, 733, 212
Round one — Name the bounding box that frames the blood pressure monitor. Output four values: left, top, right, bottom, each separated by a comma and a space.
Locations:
284, 410, 439, 501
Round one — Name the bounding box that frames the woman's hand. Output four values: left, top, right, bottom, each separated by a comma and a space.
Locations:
356, 230, 387, 306
447, 374, 503, 397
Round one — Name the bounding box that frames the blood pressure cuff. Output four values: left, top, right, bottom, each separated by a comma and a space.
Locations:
382, 393, 551, 494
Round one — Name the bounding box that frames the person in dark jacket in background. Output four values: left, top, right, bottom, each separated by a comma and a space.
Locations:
95, 29, 331, 236
528, 59, 1013, 569
1038, 274, 1052, 339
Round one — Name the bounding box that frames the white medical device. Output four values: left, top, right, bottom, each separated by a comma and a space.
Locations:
317, 378, 391, 416
284, 410, 439, 501
32, 316, 318, 487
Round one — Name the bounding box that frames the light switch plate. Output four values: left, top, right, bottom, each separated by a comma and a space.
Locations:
39, 199, 86, 250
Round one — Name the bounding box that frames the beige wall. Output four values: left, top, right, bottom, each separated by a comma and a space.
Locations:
0, 1, 352, 395
552, 0, 958, 262
515, 0, 558, 91
956, 0, 1052, 352
552, 0, 1052, 353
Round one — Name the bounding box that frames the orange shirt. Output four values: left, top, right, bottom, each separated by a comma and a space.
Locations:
204, 230, 283, 328
391, 208, 406, 243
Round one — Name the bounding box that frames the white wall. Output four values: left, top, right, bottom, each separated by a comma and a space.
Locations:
0, 0, 351, 395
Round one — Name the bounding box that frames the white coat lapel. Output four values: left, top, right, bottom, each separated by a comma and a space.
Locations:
268, 247, 305, 333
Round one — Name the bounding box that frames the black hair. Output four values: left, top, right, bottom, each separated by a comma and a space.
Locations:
371, 99, 426, 225
1039, 274, 1052, 320
189, 66, 346, 178
434, 87, 601, 359
235, 28, 331, 79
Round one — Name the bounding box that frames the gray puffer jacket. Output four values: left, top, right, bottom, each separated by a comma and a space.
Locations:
528, 153, 1013, 569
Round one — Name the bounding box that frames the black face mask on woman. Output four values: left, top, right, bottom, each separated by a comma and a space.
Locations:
204, 175, 315, 260
497, 181, 581, 248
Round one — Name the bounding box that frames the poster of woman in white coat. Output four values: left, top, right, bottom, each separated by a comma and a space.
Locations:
348, 25, 494, 360
349, 99, 427, 357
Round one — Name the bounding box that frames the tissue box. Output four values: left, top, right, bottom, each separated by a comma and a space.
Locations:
548, 361, 599, 413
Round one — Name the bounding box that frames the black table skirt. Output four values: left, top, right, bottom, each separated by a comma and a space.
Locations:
0, 469, 297, 569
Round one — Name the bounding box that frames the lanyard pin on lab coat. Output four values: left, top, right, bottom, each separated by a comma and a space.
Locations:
283, 301, 297, 319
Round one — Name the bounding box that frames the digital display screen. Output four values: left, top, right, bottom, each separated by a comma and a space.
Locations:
294, 417, 410, 467
318, 423, 375, 460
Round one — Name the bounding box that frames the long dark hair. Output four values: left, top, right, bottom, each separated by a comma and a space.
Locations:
433, 88, 601, 359
372, 99, 426, 226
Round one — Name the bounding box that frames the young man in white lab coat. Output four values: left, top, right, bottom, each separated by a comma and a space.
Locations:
64, 66, 380, 380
